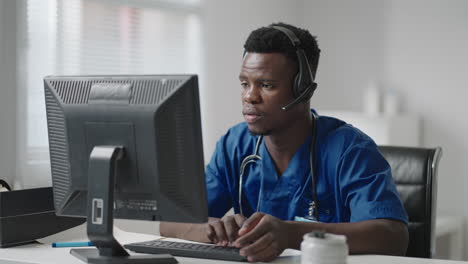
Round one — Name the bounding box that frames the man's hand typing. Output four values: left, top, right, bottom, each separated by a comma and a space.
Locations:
207, 214, 247, 246
233, 212, 289, 262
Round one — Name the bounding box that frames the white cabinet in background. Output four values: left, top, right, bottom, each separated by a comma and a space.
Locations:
319, 111, 421, 147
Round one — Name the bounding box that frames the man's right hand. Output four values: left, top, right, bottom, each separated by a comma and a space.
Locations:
206, 214, 247, 246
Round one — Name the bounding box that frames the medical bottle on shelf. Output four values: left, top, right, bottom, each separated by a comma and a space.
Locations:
363, 81, 381, 115
383, 88, 399, 115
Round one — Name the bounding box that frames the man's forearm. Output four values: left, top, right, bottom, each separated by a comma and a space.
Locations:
160, 217, 220, 243
159, 222, 206, 242
285, 219, 409, 256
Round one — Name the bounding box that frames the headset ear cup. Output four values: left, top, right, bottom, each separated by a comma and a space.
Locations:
299, 82, 317, 103
309, 82, 317, 99
293, 73, 302, 98
293, 74, 315, 101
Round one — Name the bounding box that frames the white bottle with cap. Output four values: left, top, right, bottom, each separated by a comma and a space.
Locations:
363, 81, 381, 115
301, 231, 348, 264
383, 88, 399, 115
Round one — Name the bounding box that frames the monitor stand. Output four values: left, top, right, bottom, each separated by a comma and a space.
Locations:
70, 146, 177, 264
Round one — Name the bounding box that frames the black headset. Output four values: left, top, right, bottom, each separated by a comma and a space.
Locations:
270, 25, 318, 111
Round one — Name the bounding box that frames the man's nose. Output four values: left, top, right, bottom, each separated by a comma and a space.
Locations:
243, 85, 261, 104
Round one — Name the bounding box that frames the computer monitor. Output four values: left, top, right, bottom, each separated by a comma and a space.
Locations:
44, 75, 208, 263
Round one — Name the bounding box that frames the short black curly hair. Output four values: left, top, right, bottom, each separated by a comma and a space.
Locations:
243, 22, 320, 78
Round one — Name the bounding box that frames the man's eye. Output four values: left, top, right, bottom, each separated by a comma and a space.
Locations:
240, 82, 248, 88
261, 83, 273, 89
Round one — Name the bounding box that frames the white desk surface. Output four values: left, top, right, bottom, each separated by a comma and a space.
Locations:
1, 244, 468, 264
0, 227, 467, 264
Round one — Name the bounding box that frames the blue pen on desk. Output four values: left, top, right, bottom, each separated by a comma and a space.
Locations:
52, 241, 94, 248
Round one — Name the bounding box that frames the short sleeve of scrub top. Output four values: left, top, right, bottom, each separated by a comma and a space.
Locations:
332, 138, 408, 223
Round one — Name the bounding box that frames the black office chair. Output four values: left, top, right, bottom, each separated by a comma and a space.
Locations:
379, 146, 442, 258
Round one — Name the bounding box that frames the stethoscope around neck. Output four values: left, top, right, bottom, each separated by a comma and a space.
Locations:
238, 113, 319, 221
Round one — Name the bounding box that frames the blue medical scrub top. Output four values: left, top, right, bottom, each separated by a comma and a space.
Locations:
205, 111, 408, 224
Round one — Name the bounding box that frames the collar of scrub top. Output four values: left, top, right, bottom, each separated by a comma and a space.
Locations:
238, 112, 319, 221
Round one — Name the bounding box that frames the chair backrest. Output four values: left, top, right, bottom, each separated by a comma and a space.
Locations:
378, 146, 442, 258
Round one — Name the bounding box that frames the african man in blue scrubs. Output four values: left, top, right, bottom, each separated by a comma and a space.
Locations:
161, 22, 409, 262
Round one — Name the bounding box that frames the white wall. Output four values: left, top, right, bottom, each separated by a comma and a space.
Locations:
0, 0, 17, 188
383, 0, 468, 216
383, 1, 468, 258
199, 0, 301, 161
299, 0, 389, 111
302, 0, 468, 259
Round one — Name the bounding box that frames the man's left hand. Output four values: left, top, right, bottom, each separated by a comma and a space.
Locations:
233, 212, 289, 262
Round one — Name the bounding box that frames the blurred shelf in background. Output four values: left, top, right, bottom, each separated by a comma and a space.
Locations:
319, 111, 421, 147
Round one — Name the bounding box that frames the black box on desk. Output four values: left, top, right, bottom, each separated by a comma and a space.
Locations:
0, 187, 85, 248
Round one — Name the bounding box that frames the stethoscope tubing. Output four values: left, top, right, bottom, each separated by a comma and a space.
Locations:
238, 135, 263, 216
238, 113, 319, 220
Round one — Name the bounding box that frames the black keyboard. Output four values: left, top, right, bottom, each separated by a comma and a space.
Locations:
124, 240, 247, 262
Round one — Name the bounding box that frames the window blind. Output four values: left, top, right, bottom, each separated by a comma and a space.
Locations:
17, 0, 202, 188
